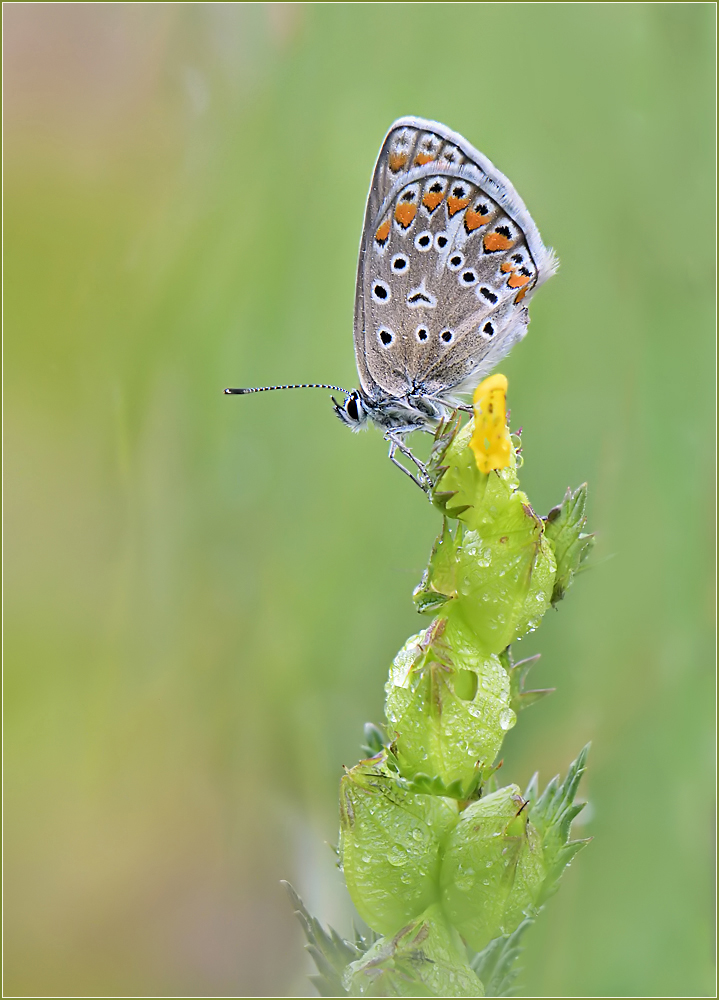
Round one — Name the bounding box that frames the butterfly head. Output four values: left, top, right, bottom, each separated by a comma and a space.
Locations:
333, 390, 369, 431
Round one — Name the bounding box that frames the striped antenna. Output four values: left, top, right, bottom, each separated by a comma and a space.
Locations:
224, 383, 352, 395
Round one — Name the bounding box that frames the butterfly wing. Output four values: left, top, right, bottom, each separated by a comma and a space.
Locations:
354, 117, 557, 403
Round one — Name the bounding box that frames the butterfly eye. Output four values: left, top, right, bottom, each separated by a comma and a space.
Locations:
415, 326, 429, 342
414, 232, 433, 252
440, 328, 454, 344
460, 269, 478, 286
479, 286, 498, 303
345, 395, 359, 421
371, 280, 391, 303
391, 254, 409, 273
481, 322, 495, 339
434, 233, 449, 250
447, 252, 465, 271
378, 327, 394, 347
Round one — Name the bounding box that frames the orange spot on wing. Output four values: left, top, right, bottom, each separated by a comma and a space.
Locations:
375, 219, 391, 244
422, 190, 444, 212
447, 196, 470, 217
414, 152, 434, 166
464, 209, 491, 232
514, 287, 528, 303
500, 261, 513, 273
508, 272, 531, 289
389, 152, 408, 172
484, 232, 514, 252
394, 203, 417, 228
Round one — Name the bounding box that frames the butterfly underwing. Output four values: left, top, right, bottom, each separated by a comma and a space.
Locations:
226, 116, 556, 487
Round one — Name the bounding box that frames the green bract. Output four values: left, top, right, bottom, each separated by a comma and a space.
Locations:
544, 484, 595, 605
385, 617, 513, 793
344, 904, 484, 998
440, 785, 546, 952
422, 418, 558, 656
339, 756, 458, 934
293, 396, 593, 998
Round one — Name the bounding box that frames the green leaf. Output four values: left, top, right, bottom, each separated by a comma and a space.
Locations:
470, 918, 535, 997
413, 519, 459, 614
361, 722, 387, 757
426, 412, 464, 494
526, 745, 592, 905
283, 880, 366, 997
527, 744, 590, 833
500, 648, 555, 715
406, 764, 485, 802
544, 484, 595, 604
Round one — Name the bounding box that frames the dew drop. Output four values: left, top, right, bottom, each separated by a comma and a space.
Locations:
387, 845, 409, 866
499, 708, 516, 731
455, 865, 476, 891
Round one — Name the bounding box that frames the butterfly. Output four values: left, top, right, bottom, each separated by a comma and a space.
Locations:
226, 117, 557, 488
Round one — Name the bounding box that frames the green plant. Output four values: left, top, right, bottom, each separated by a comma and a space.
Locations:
288, 376, 593, 997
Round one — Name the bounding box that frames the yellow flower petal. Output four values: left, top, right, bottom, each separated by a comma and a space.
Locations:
469, 374, 512, 473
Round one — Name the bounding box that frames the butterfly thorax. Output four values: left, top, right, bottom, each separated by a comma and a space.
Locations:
334, 387, 451, 434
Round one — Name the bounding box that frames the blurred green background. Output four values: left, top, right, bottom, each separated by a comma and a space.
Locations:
4, 4, 715, 997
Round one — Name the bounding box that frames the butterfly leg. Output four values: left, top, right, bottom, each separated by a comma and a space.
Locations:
388, 440, 427, 490
387, 433, 431, 491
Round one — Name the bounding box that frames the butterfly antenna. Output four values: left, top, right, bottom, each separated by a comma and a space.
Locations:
224, 383, 352, 395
